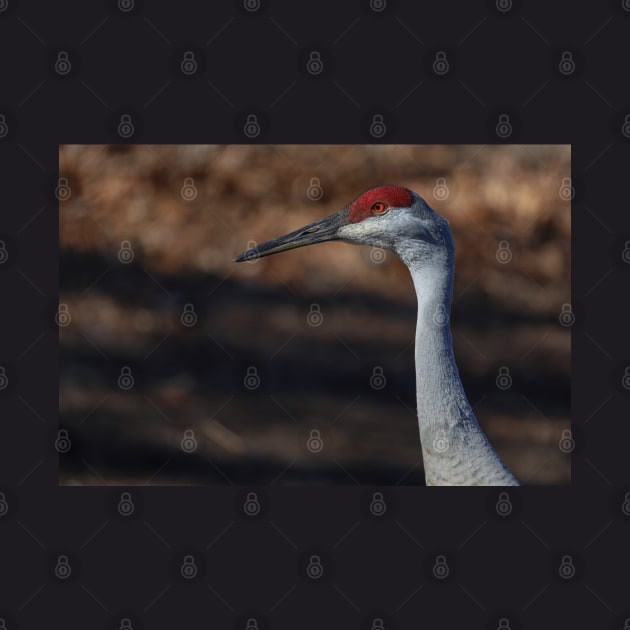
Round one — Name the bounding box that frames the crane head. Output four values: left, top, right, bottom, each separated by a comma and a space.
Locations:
233, 185, 451, 263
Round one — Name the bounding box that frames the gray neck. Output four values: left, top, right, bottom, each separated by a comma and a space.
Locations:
399, 243, 519, 486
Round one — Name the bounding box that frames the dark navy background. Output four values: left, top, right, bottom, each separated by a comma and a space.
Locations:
1, 1, 629, 628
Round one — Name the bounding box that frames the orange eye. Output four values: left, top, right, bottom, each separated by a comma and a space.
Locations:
371, 201, 388, 214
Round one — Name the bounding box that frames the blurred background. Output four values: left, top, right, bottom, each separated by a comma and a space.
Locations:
59, 144, 571, 486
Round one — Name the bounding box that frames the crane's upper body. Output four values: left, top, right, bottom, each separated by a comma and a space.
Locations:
234, 186, 520, 486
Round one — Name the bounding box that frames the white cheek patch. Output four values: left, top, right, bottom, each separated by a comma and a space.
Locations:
337, 222, 372, 240
339, 210, 436, 247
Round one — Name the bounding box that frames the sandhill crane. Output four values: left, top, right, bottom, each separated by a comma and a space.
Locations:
234, 186, 519, 486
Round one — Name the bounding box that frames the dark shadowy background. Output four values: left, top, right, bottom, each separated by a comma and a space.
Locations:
59, 144, 570, 485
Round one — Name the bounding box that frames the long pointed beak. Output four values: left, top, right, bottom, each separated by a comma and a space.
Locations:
234, 208, 348, 262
